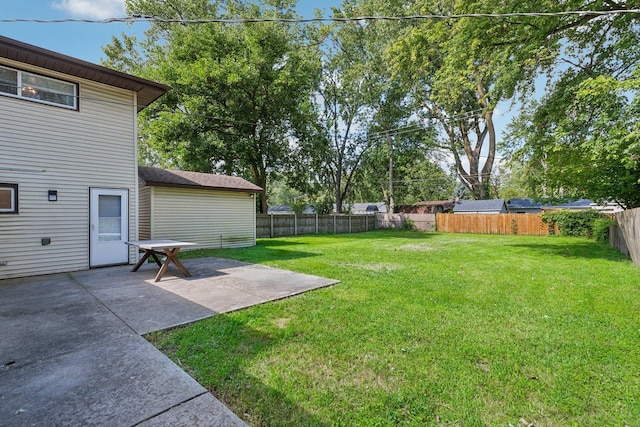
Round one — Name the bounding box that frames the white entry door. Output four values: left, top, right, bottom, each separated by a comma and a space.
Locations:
90, 188, 129, 266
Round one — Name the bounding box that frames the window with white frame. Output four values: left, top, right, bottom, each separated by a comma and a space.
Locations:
0, 65, 77, 109
0, 184, 18, 214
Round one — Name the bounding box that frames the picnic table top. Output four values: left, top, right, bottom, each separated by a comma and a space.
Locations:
125, 240, 199, 250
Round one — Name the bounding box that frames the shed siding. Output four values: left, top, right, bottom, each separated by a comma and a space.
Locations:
139, 184, 152, 240
0, 59, 137, 279
149, 187, 256, 249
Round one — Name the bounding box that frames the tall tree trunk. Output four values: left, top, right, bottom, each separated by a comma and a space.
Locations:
335, 175, 343, 214
477, 81, 496, 200
251, 161, 268, 214
258, 177, 268, 214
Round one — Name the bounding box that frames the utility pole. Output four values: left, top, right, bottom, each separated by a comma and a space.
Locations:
386, 130, 394, 213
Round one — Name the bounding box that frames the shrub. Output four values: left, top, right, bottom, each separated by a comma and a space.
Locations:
592, 218, 617, 242
402, 217, 416, 231
312, 195, 334, 215
290, 199, 308, 215
540, 210, 608, 239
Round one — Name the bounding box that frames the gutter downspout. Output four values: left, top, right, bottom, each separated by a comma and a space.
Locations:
133, 91, 139, 264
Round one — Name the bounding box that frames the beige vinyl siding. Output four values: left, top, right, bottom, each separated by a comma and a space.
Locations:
149, 186, 256, 249
0, 59, 137, 279
139, 184, 151, 240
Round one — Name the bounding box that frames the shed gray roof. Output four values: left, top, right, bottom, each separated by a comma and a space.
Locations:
138, 167, 263, 193
0, 35, 170, 112
453, 199, 507, 212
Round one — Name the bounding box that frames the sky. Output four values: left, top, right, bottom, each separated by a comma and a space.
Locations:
1, 0, 342, 63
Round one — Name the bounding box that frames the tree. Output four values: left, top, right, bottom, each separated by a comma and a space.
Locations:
354, 127, 455, 205
380, 0, 640, 206
292, 3, 418, 213
103, 0, 322, 213
507, 73, 640, 207
500, 1, 640, 207
385, 0, 504, 200
492, 160, 538, 201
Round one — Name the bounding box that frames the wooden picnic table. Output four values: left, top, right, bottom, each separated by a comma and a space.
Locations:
125, 240, 198, 282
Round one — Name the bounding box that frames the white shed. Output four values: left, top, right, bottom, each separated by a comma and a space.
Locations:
138, 167, 263, 249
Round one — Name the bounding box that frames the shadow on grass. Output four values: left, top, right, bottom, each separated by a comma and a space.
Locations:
182, 230, 438, 264
350, 230, 438, 239
179, 247, 317, 264
275, 229, 440, 241
507, 240, 630, 262
148, 314, 328, 426
254, 239, 309, 247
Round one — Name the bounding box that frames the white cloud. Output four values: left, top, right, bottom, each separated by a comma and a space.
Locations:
51, 0, 126, 19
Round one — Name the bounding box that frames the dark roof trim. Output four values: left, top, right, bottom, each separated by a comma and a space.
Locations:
0, 35, 170, 112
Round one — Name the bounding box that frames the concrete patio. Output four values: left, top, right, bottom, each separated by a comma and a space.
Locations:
0, 257, 338, 426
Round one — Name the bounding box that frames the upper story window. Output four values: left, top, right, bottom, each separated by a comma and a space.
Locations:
0, 65, 77, 110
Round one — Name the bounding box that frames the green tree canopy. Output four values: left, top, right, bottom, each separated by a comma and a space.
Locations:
103, 0, 322, 212
501, 0, 640, 207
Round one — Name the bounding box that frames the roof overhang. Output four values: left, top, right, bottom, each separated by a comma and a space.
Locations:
0, 35, 170, 112
143, 180, 264, 194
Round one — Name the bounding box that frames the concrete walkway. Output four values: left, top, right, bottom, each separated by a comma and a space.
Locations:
0, 258, 338, 426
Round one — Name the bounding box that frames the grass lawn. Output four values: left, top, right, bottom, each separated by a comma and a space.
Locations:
148, 231, 640, 426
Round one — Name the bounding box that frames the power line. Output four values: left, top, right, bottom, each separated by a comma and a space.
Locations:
0, 84, 488, 139
1, 9, 638, 25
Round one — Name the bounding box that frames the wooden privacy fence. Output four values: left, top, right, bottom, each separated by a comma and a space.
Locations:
376, 213, 436, 231
256, 214, 377, 238
614, 208, 640, 266
609, 222, 630, 258
436, 213, 551, 236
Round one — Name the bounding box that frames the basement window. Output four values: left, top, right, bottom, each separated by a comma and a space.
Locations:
0, 65, 77, 110
0, 184, 18, 214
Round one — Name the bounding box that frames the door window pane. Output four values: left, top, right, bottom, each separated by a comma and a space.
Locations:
98, 195, 122, 241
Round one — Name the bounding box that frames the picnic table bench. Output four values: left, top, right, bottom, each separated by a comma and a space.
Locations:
125, 240, 198, 282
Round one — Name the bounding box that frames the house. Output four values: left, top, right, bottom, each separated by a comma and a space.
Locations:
508, 198, 608, 214
267, 204, 316, 214
590, 201, 625, 214
0, 36, 169, 279
453, 199, 508, 214
506, 198, 543, 214
268, 205, 292, 214
395, 201, 454, 214
350, 202, 388, 214
138, 167, 262, 249
543, 199, 594, 211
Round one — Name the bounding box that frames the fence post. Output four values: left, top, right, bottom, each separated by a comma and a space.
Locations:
294, 214, 298, 236
334, 214, 337, 234
349, 214, 352, 233
270, 213, 274, 238
316, 213, 319, 234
